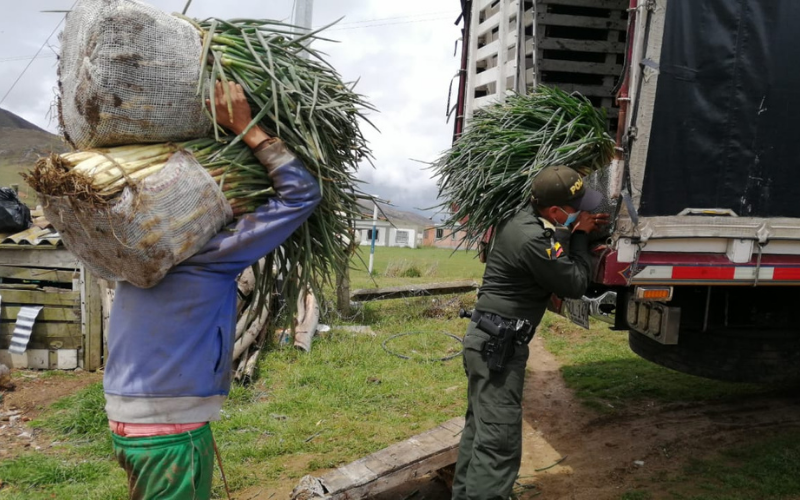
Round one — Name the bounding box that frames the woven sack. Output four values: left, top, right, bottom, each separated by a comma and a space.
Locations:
40, 151, 232, 288
58, 0, 211, 148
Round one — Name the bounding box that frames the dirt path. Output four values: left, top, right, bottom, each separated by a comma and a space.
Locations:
321, 335, 800, 500
518, 336, 800, 499
0, 370, 103, 460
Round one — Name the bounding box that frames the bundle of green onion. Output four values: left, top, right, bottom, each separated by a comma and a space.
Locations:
185, 17, 374, 324
431, 86, 616, 249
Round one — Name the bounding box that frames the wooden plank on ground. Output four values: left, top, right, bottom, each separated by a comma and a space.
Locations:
350, 281, 479, 302
0, 289, 80, 306
315, 417, 465, 499
539, 12, 628, 31
0, 306, 80, 322
0, 265, 77, 283
539, 59, 623, 76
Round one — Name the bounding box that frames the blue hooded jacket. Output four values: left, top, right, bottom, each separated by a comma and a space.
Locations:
104, 142, 321, 423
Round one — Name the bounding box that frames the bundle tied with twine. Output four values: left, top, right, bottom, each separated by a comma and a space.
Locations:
431, 86, 616, 249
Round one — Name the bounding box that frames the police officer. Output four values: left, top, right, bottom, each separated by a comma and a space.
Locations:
451, 165, 609, 500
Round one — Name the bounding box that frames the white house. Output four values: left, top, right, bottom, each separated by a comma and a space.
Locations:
354, 201, 432, 249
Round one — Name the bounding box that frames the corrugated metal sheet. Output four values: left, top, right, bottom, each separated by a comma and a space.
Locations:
0, 209, 62, 247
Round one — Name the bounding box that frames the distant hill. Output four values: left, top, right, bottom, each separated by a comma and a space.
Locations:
0, 108, 48, 132
0, 108, 67, 203
357, 200, 434, 229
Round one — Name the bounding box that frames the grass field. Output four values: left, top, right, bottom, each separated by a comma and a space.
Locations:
1, 247, 800, 499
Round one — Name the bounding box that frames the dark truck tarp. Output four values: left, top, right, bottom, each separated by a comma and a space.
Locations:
640, 0, 800, 218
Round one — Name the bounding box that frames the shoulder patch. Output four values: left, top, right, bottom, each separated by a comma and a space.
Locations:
546, 241, 565, 260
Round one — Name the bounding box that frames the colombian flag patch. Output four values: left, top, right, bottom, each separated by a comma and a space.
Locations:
546, 242, 564, 260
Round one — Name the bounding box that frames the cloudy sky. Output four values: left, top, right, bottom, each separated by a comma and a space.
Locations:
0, 0, 463, 219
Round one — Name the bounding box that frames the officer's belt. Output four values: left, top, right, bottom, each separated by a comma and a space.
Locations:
470, 310, 515, 331
471, 309, 534, 345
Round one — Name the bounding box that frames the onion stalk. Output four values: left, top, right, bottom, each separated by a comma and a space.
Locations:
431, 86, 616, 249
188, 17, 374, 328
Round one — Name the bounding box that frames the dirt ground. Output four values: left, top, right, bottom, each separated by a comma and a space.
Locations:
3, 340, 800, 500
0, 370, 103, 460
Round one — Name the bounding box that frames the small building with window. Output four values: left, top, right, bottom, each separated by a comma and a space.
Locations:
354, 201, 431, 249
422, 225, 470, 249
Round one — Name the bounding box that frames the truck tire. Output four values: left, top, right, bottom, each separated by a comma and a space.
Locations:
628, 329, 800, 383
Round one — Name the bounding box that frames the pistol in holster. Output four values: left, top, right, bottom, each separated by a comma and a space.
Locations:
460, 309, 533, 373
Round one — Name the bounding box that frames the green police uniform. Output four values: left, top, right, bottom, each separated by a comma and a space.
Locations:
451, 202, 593, 500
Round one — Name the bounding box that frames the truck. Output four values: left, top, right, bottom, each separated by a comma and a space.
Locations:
454, 0, 800, 383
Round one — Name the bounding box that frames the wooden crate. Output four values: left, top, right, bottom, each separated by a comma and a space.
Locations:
0, 247, 103, 371
530, 0, 630, 129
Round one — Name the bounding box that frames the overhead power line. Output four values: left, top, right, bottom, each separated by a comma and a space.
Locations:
0, 10, 458, 68
325, 14, 455, 32
0, 53, 58, 64
0, 1, 77, 106
331, 10, 455, 27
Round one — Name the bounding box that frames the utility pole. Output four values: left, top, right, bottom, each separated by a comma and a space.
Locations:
292, 0, 315, 56
368, 199, 379, 274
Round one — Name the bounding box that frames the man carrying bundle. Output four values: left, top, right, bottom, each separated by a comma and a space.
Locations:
452, 165, 609, 500
104, 82, 321, 500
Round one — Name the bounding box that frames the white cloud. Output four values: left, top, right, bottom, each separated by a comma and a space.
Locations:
0, 0, 461, 217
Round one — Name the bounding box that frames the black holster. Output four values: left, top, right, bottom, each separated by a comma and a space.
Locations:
472, 312, 532, 372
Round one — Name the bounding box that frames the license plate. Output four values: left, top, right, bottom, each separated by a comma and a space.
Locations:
563, 298, 590, 329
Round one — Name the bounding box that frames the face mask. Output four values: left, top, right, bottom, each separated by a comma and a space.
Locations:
558, 207, 580, 227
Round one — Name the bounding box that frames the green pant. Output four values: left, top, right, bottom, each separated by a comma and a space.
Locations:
112, 424, 215, 500
452, 322, 530, 500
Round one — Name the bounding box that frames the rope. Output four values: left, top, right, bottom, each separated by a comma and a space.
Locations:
382, 331, 464, 362
213, 434, 232, 500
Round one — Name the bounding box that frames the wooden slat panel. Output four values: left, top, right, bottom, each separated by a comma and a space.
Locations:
0, 321, 82, 350
539, 59, 623, 75
537, 0, 629, 10
0, 284, 39, 290
0, 289, 80, 306
0, 265, 77, 283
539, 12, 628, 31
0, 334, 82, 350
0, 306, 80, 322
0, 249, 80, 268
83, 269, 103, 371
0, 322, 81, 337
537, 37, 626, 53
544, 82, 617, 97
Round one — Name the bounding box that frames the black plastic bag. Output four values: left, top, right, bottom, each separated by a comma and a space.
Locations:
0, 188, 32, 233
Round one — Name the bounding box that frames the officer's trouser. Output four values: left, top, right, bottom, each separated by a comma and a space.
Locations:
452, 321, 530, 500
